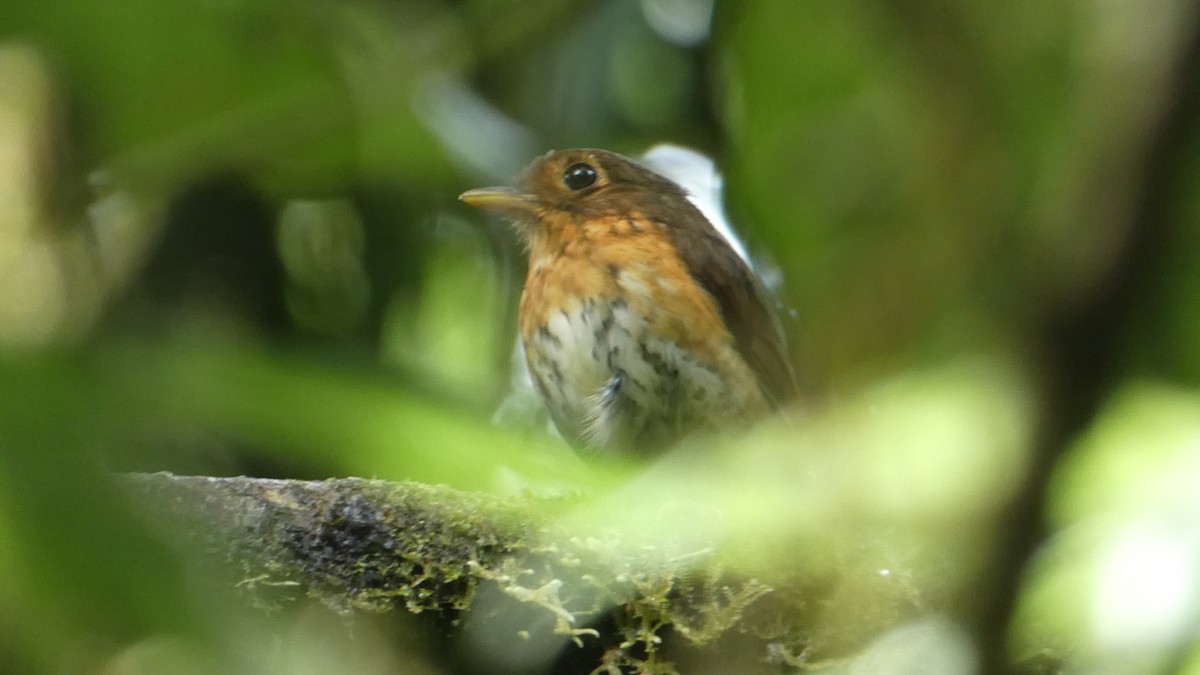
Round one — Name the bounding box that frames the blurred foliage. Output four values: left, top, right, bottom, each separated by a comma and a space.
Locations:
1, 0, 1199, 673
1014, 384, 1200, 674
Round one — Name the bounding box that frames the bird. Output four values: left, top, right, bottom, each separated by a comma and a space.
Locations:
459, 148, 796, 454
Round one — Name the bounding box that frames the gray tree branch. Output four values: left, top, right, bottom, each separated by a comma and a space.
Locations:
123, 473, 784, 673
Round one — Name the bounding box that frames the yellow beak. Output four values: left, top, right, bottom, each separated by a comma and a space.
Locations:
458, 187, 537, 214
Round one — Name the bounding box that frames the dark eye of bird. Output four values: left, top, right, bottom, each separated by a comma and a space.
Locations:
562, 162, 598, 191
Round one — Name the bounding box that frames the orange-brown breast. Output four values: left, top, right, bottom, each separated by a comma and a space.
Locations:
520, 211, 738, 362
517, 208, 768, 451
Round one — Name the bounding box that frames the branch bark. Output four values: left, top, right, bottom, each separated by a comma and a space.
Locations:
123, 473, 782, 674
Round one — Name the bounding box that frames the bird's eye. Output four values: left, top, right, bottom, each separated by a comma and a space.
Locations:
562, 162, 598, 191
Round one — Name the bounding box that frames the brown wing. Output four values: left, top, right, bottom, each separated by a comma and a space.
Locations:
584, 150, 798, 406
652, 196, 798, 407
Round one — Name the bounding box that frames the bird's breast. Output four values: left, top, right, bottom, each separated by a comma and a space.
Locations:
518, 220, 767, 450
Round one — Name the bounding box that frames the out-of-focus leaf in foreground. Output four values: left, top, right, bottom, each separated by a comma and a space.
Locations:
1014, 384, 1200, 673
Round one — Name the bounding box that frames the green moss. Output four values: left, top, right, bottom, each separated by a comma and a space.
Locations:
130, 474, 926, 673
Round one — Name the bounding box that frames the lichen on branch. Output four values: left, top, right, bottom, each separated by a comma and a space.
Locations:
124, 473, 780, 673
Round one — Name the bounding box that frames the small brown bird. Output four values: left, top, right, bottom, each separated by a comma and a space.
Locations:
460, 148, 795, 454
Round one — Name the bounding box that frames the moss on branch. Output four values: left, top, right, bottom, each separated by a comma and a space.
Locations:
123, 473, 784, 673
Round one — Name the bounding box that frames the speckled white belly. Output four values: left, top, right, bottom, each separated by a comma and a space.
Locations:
523, 294, 736, 451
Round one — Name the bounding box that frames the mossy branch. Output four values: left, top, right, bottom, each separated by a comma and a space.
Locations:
123, 473, 780, 672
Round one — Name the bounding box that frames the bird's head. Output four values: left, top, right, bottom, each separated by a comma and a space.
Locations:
459, 148, 690, 249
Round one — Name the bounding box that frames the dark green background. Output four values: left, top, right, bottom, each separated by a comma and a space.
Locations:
1, 1, 1198, 673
